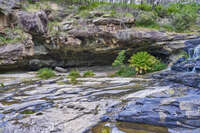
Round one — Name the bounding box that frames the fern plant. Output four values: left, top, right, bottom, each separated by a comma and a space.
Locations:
129, 51, 166, 74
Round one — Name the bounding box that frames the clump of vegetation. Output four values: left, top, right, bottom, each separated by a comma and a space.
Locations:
48, 21, 60, 35
112, 50, 136, 77
67, 70, 81, 78
135, 12, 159, 28
67, 70, 81, 85
37, 68, 56, 79
129, 51, 166, 74
78, 2, 100, 11
154, 5, 169, 18
69, 76, 79, 85
83, 70, 95, 77
78, 10, 91, 18
114, 66, 136, 77
23, 1, 51, 12
178, 50, 189, 59
0, 83, 4, 87
129, 3, 152, 11
0, 28, 25, 45
172, 11, 197, 32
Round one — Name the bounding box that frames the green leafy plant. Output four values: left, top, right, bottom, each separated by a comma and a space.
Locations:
83, 70, 95, 77
37, 68, 56, 79
112, 50, 136, 77
129, 51, 166, 74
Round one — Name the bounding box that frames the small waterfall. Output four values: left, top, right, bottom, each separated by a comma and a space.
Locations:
193, 45, 200, 59
188, 44, 200, 72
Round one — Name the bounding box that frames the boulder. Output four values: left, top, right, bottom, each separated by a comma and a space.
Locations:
54, 67, 68, 73
17, 10, 48, 36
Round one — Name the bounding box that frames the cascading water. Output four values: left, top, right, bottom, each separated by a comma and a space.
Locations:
171, 37, 200, 73
187, 44, 200, 72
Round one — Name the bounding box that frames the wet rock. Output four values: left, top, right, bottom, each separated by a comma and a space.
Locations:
116, 95, 200, 129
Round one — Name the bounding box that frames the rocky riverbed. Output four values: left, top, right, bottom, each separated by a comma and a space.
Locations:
0, 66, 199, 133
1, 0, 200, 133
0, 66, 175, 133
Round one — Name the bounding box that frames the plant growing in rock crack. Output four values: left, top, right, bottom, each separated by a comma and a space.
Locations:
67, 70, 81, 78
129, 51, 166, 74
0, 83, 4, 87
37, 68, 56, 80
69, 76, 79, 85
83, 70, 95, 77
112, 50, 136, 77
67, 70, 81, 85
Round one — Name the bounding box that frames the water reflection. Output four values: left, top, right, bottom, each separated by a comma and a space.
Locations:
90, 122, 169, 133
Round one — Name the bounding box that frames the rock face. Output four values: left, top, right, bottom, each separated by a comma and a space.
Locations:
17, 11, 48, 37
0, 26, 198, 71
0, 40, 34, 70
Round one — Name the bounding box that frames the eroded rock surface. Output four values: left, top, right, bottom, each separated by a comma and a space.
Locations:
0, 67, 155, 133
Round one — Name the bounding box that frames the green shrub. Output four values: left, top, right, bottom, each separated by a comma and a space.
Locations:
172, 11, 197, 32
112, 50, 136, 77
154, 5, 168, 18
37, 68, 56, 79
83, 70, 95, 77
68, 70, 81, 78
135, 12, 158, 27
167, 3, 180, 15
129, 51, 166, 74
139, 3, 152, 11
